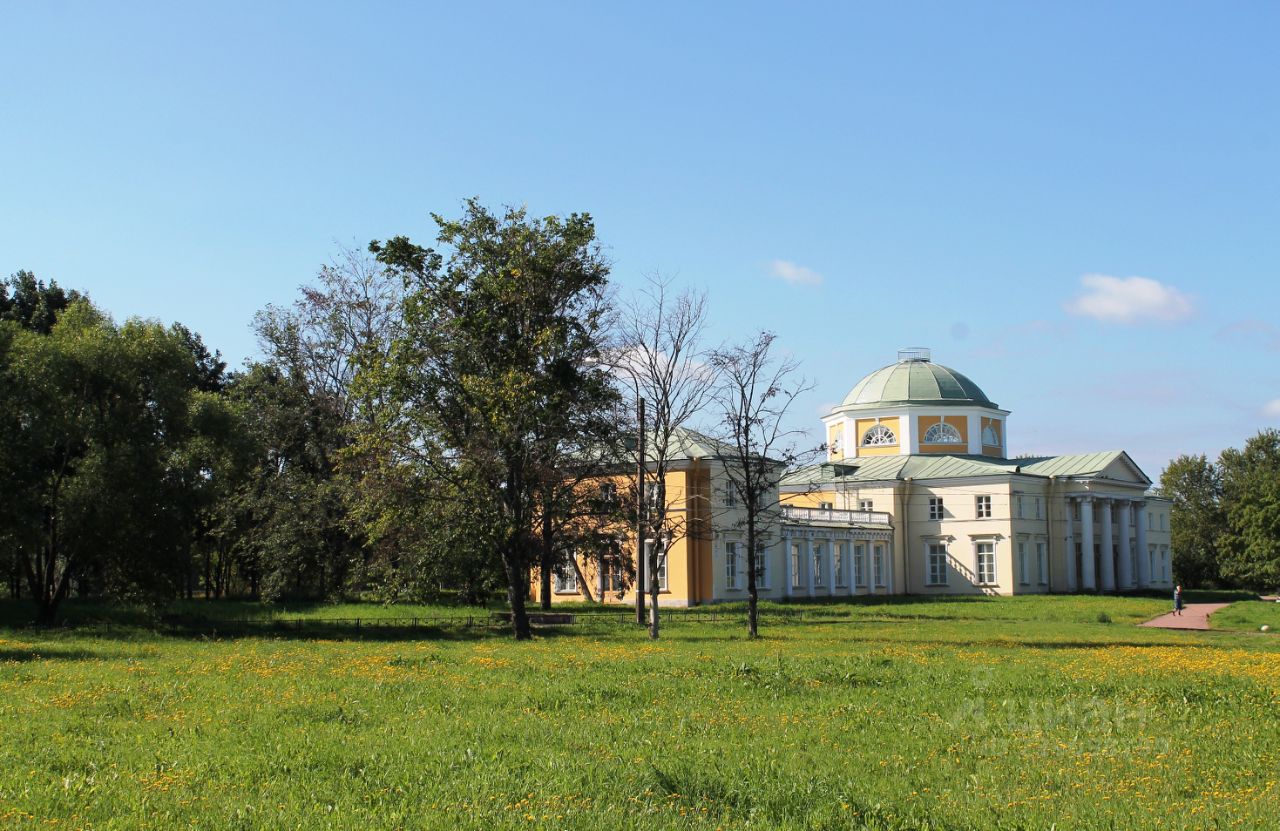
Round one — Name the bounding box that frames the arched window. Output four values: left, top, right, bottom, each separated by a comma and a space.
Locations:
861, 424, 897, 446
923, 422, 963, 444
982, 423, 1001, 446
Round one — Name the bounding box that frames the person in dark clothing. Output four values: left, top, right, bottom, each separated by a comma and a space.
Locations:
1173, 585, 1184, 616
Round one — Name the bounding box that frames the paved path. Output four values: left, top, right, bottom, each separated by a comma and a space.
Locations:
1140, 602, 1232, 631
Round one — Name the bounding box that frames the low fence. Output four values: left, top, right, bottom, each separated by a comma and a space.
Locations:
158, 606, 867, 637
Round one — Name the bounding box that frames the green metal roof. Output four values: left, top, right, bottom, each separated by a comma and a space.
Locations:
840, 358, 995, 409
782, 450, 1151, 488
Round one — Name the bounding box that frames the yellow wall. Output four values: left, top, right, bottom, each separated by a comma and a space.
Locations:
534, 466, 712, 607
854, 416, 900, 457
917, 414, 968, 455
827, 423, 843, 460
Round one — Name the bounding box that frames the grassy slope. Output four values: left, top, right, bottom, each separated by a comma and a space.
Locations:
1, 597, 1277, 830
1212, 600, 1280, 633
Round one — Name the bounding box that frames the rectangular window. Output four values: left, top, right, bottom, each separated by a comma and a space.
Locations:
646, 486, 662, 513
724, 486, 737, 508
597, 482, 618, 511
976, 495, 992, 519
929, 497, 944, 520
1162, 547, 1169, 580
873, 545, 886, 587
754, 548, 769, 588
554, 566, 577, 594
1160, 513, 1166, 531
976, 542, 996, 585
926, 543, 947, 585
603, 558, 624, 593
1017, 541, 1029, 585
854, 543, 867, 587
818, 501, 834, 511
1148, 545, 1156, 579
790, 544, 802, 590
812, 543, 825, 587
642, 540, 667, 592
858, 499, 874, 512
725, 542, 740, 590
834, 542, 847, 587
1036, 542, 1047, 585
1034, 497, 1042, 520
1016, 495, 1024, 519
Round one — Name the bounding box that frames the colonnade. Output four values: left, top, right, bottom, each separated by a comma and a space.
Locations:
778, 529, 894, 597
1063, 495, 1150, 592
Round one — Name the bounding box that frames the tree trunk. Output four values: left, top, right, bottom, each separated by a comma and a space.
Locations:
538, 511, 554, 611
746, 517, 759, 638
648, 537, 662, 639
572, 557, 595, 603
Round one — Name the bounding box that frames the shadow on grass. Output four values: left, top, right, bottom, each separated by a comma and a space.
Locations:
0, 647, 107, 662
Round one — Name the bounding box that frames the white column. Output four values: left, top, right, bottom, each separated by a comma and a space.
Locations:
802, 537, 814, 598
1063, 497, 1076, 592
886, 539, 895, 594
1099, 498, 1116, 592
783, 534, 794, 598
1079, 497, 1096, 591
1135, 503, 1150, 587
829, 542, 837, 597
1117, 501, 1133, 589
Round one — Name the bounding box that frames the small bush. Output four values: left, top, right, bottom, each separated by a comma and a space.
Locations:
1096, 611, 1112, 624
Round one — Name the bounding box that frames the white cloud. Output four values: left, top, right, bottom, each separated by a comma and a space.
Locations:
769, 259, 823, 287
1064, 274, 1193, 324
1263, 399, 1280, 419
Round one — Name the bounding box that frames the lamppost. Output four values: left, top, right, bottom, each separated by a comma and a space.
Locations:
635, 396, 646, 626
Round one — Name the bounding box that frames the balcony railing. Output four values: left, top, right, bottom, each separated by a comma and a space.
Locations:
780, 505, 892, 525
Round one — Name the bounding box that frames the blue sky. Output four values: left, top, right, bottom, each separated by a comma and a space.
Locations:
3, 1, 1278, 479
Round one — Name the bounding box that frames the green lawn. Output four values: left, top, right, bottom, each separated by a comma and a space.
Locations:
2, 597, 1277, 830
1212, 599, 1280, 633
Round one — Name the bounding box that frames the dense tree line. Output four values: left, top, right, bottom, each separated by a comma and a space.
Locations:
1, 202, 809, 638
1161, 430, 1280, 592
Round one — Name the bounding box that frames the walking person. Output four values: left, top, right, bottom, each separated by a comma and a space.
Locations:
1173, 584, 1184, 616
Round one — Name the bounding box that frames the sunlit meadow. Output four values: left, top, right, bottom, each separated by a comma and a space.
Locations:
1, 596, 1277, 830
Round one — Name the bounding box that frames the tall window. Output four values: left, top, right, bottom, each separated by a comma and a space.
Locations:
1016, 495, 1024, 519
873, 545, 886, 587
812, 543, 825, 587
929, 497, 944, 520
602, 558, 624, 593
976, 542, 996, 585
1161, 547, 1169, 580
854, 543, 867, 587
976, 495, 992, 519
927, 543, 947, 585
790, 544, 802, 590
1033, 497, 1042, 520
862, 424, 897, 446
724, 486, 737, 508
1036, 542, 1047, 585
597, 482, 618, 511
834, 542, 847, 587
725, 542, 740, 590
923, 422, 962, 444
754, 548, 769, 588
554, 566, 577, 593
1017, 541, 1028, 585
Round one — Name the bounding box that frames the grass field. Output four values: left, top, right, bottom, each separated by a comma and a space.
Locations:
1211, 599, 1280, 633
2, 596, 1277, 830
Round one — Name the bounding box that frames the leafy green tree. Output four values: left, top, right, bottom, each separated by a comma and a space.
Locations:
1218, 429, 1280, 592
1159, 454, 1225, 586
0, 302, 242, 621
364, 200, 615, 639
0, 270, 84, 334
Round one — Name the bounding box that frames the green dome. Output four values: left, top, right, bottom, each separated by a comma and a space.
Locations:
841, 357, 994, 409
